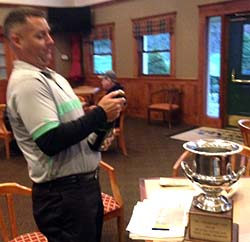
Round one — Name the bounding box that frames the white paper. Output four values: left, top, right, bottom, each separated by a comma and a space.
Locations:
126, 189, 194, 240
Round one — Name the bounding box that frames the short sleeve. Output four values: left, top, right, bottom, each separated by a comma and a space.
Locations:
15, 78, 60, 140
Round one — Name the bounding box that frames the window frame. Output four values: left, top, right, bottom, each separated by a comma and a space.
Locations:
142, 33, 171, 75
92, 38, 113, 74
83, 23, 115, 78
132, 13, 176, 78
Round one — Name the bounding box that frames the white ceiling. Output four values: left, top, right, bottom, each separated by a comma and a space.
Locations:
0, 0, 113, 7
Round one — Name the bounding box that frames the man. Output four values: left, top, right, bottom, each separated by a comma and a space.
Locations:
99, 70, 125, 128
3, 7, 126, 242
99, 70, 124, 95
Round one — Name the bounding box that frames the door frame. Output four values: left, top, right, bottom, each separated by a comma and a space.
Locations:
198, 0, 250, 128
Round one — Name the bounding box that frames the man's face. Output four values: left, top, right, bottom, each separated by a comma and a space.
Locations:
11, 16, 54, 69
101, 77, 113, 90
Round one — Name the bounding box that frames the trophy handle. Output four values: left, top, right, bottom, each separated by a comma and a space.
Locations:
232, 165, 246, 179
181, 161, 195, 182
181, 161, 246, 185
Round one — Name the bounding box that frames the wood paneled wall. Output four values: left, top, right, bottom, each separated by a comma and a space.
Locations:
86, 77, 199, 126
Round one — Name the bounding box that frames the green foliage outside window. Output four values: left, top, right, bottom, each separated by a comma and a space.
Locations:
142, 33, 170, 75
147, 52, 169, 74
241, 24, 250, 75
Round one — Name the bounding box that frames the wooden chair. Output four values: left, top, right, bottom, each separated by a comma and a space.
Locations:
172, 145, 250, 177
147, 88, 182, 129
238, 145, 250, 176
76, 95, 91, 112
172, 150, 193, 177
238, 119, 250, 146
113, 108, 128, 156
238, 119, 250, 175
99, 160, 124, 242
0, 104, 13, 160
0, 182, 47, 242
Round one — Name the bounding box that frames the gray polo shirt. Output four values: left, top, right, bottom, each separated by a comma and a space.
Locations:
7, 61, 100, 183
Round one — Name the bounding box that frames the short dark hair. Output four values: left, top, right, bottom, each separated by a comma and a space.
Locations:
3, 7, 46, 38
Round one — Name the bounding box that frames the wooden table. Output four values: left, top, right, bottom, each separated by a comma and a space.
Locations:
138, 177, 250, 242
73, 85, 100, 104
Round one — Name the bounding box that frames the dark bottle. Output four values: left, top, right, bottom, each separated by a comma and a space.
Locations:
87, 122, 115, 151
87, 90, 126, 151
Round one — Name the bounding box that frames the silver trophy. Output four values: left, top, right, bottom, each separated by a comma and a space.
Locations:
181, 139, 245, 213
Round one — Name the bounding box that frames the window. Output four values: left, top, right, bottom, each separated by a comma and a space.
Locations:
241, 23, 250, 75
206, 16, 222, 118
142, 33, 170, 75
93, 39, 112, 74
83, 24, 114, 76
132, 13, 176, 77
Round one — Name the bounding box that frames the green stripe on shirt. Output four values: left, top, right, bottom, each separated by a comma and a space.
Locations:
32, 121, 60, 140
57, 99, 82, 116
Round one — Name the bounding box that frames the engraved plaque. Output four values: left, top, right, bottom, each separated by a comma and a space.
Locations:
184, 223, 239, 242
188, 200, 233, 242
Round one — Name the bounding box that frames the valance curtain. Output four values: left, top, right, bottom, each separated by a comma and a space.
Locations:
86, 24, 113, 41
132, 13, 176, 37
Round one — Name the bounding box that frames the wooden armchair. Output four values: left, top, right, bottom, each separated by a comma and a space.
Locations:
238, 119, 250, 175
238, 119, 250, 146
0, 104, 13, 160
172, 150, 193, 177
0, 182, 47, 242
99, 160, 124, 242
147, 88, 182, 129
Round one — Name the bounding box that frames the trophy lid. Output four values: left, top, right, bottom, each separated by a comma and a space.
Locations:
183, 139, 243, 156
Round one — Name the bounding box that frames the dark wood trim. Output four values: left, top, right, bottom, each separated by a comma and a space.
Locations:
86, 76, 199, 126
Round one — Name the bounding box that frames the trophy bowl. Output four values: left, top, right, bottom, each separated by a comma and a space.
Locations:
181, 139, 246, 213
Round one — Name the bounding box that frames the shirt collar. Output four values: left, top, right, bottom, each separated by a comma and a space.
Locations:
13, 60, 55, 75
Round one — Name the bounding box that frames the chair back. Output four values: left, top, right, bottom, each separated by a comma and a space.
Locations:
238, 119, 250, 176
0, 104, 11, 137
0, 183, 31, 241
99, 160, 124, 242
0, 183, 47, 242
148, 88, 182, 128
149, 88, 181, 107
238, 119, 250, 146
0, 104, 13, 159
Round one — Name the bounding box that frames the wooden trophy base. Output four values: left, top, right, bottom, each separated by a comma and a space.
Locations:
184, 223, 239, 242
184, 199, 238, 242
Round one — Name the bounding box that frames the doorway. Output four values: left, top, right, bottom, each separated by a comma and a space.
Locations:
227, 14, 250, 126
199, 0, 250, 128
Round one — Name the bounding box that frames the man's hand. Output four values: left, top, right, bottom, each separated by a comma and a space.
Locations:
97, 90, 126, 122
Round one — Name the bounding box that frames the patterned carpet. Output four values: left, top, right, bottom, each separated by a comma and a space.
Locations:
171, 126, 243, 145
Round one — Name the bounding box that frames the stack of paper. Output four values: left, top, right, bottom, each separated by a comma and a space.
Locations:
126, 189, 194, 241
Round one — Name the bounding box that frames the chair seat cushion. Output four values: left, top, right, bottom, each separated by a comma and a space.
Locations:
9, 231, 47, 242
102, 192, 120, 214
149, 103, 179, 110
